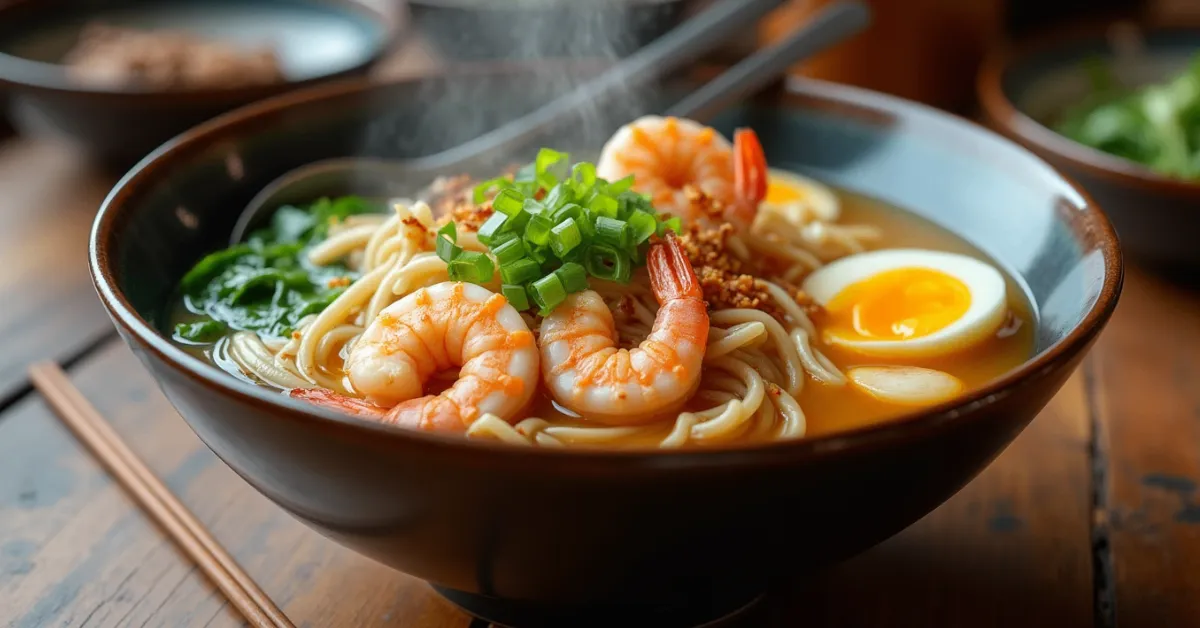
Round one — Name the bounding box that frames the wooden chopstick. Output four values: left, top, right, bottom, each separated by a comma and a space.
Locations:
29, 362, 295, 628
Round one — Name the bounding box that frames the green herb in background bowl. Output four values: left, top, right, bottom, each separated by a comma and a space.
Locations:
1055, 53, 1200, 180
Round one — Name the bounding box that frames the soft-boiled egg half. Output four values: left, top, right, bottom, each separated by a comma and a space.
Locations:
763, 168, 840, 223
802, 249, 1008, 359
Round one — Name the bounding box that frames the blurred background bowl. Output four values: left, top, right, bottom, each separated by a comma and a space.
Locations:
0, 0, 402, 171
978, 24, 1200, 271
407, 0, 695, 62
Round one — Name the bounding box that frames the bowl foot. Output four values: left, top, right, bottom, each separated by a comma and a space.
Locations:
434, 586, 768, 628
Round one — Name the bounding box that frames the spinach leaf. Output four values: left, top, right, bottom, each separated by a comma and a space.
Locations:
174, 196, 381, 342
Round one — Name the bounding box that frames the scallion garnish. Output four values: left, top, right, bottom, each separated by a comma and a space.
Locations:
530, 272, 567, 314
435, 221, 461, 263
492, 238, 526, 265
447, 251, 494, 284
500, 258, 541, 285
501, 284, 531, 311
453, 148, 680, 314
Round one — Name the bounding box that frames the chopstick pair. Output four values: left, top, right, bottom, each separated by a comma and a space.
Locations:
29, 362, 295, 628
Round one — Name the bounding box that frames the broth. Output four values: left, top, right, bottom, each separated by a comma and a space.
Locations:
167, 183, 1035, 448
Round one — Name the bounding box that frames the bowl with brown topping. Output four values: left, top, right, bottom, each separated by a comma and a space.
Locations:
0, 0, 400, 169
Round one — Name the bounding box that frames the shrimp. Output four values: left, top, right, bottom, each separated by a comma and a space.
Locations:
291, 282, 540, 432
595, 115, 769, 226
538, 233, 709, 426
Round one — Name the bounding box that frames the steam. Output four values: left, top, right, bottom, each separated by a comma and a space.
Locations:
362, 0, 682, 170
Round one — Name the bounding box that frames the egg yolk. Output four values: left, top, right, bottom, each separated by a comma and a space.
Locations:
765, 179, 807, 205
823, 267, 971, 341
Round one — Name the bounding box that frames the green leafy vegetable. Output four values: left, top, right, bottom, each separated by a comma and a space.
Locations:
462, 148, 678, 314
1055, 53, 1200, 179
172, 195, 380, 343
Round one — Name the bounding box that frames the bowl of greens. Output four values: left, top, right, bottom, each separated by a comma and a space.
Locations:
978, 25, 1200, 270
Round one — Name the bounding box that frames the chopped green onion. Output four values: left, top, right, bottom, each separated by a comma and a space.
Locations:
435, 221, 461, 262
500, 258, 541, 285
523, 198, 546, 216
492, 189, 524, 217
492, 238, 526, 265
477, 212, 510, 246
438, 221, 457, 243
571, 162, 596, 195
433, 149, 692, 315
535, 148, 569, 189
595, 216, 631, 249
628, 210, 657, 244
543, 183, 570, 211
552, 204, 592, 237
448, 251, 495, 284
514, 163, 536, 184
530, 272, 567, 314
524, 214, 554, 247
657, 216, 686, 235
554, 262, 588, 293
436, 233, 462, 262
525, 243, 548, 265
585, 244, 631, 283
501, 284, 531, 311
588, 194, 619, 218
490, 231, 518, 247
473, 177, 512, 204
607, 174, 635, 195
550, 218, 583, 257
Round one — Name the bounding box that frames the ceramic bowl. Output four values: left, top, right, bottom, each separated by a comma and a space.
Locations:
90, 68, 1122, 627
0, 0, 400, 170
978, 25, 1200, 270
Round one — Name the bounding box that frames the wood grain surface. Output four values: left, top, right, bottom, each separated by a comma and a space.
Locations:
0, 138, 115, 404
0, 341, 468, 628
1091, 268, 1200, 628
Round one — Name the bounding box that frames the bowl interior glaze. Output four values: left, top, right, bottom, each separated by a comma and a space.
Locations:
91, 69, 1121, 621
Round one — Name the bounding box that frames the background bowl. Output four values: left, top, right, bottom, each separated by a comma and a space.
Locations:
90, 68, 1121, 627
0, 0, 400, 170
978, 25, 1200, 271
407, 0, 694, 61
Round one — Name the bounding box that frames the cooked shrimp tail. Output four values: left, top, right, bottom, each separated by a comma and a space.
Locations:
733, 128, 769, 224
649, 232, 703, 303
538, 234, 710, 426
290, 387, 386, 419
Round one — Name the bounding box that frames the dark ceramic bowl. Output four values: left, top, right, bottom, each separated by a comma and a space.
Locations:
408, 0, 693, 61
978, 25, 1200, 271
90, 69, 1122, 627
0, 0, 400, 171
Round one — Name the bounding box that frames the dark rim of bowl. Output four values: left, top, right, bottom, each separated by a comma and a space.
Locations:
90, 68, 1124, 464
978, 24, 1200, 200
0, 0, 403, 104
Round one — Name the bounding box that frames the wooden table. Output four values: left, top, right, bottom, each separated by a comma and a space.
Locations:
2, 119, 1200, 628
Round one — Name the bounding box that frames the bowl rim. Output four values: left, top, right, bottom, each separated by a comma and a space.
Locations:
90, 67, 1124, 464
977, 23, 1200, 200
0, 0, 404, 103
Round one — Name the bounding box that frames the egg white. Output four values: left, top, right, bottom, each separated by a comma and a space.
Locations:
802, 248, 1008, 358
763, 168, 840, 223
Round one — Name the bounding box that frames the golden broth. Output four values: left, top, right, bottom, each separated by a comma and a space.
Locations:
797, 189, 1034, 438
170, 186, 1035, 447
